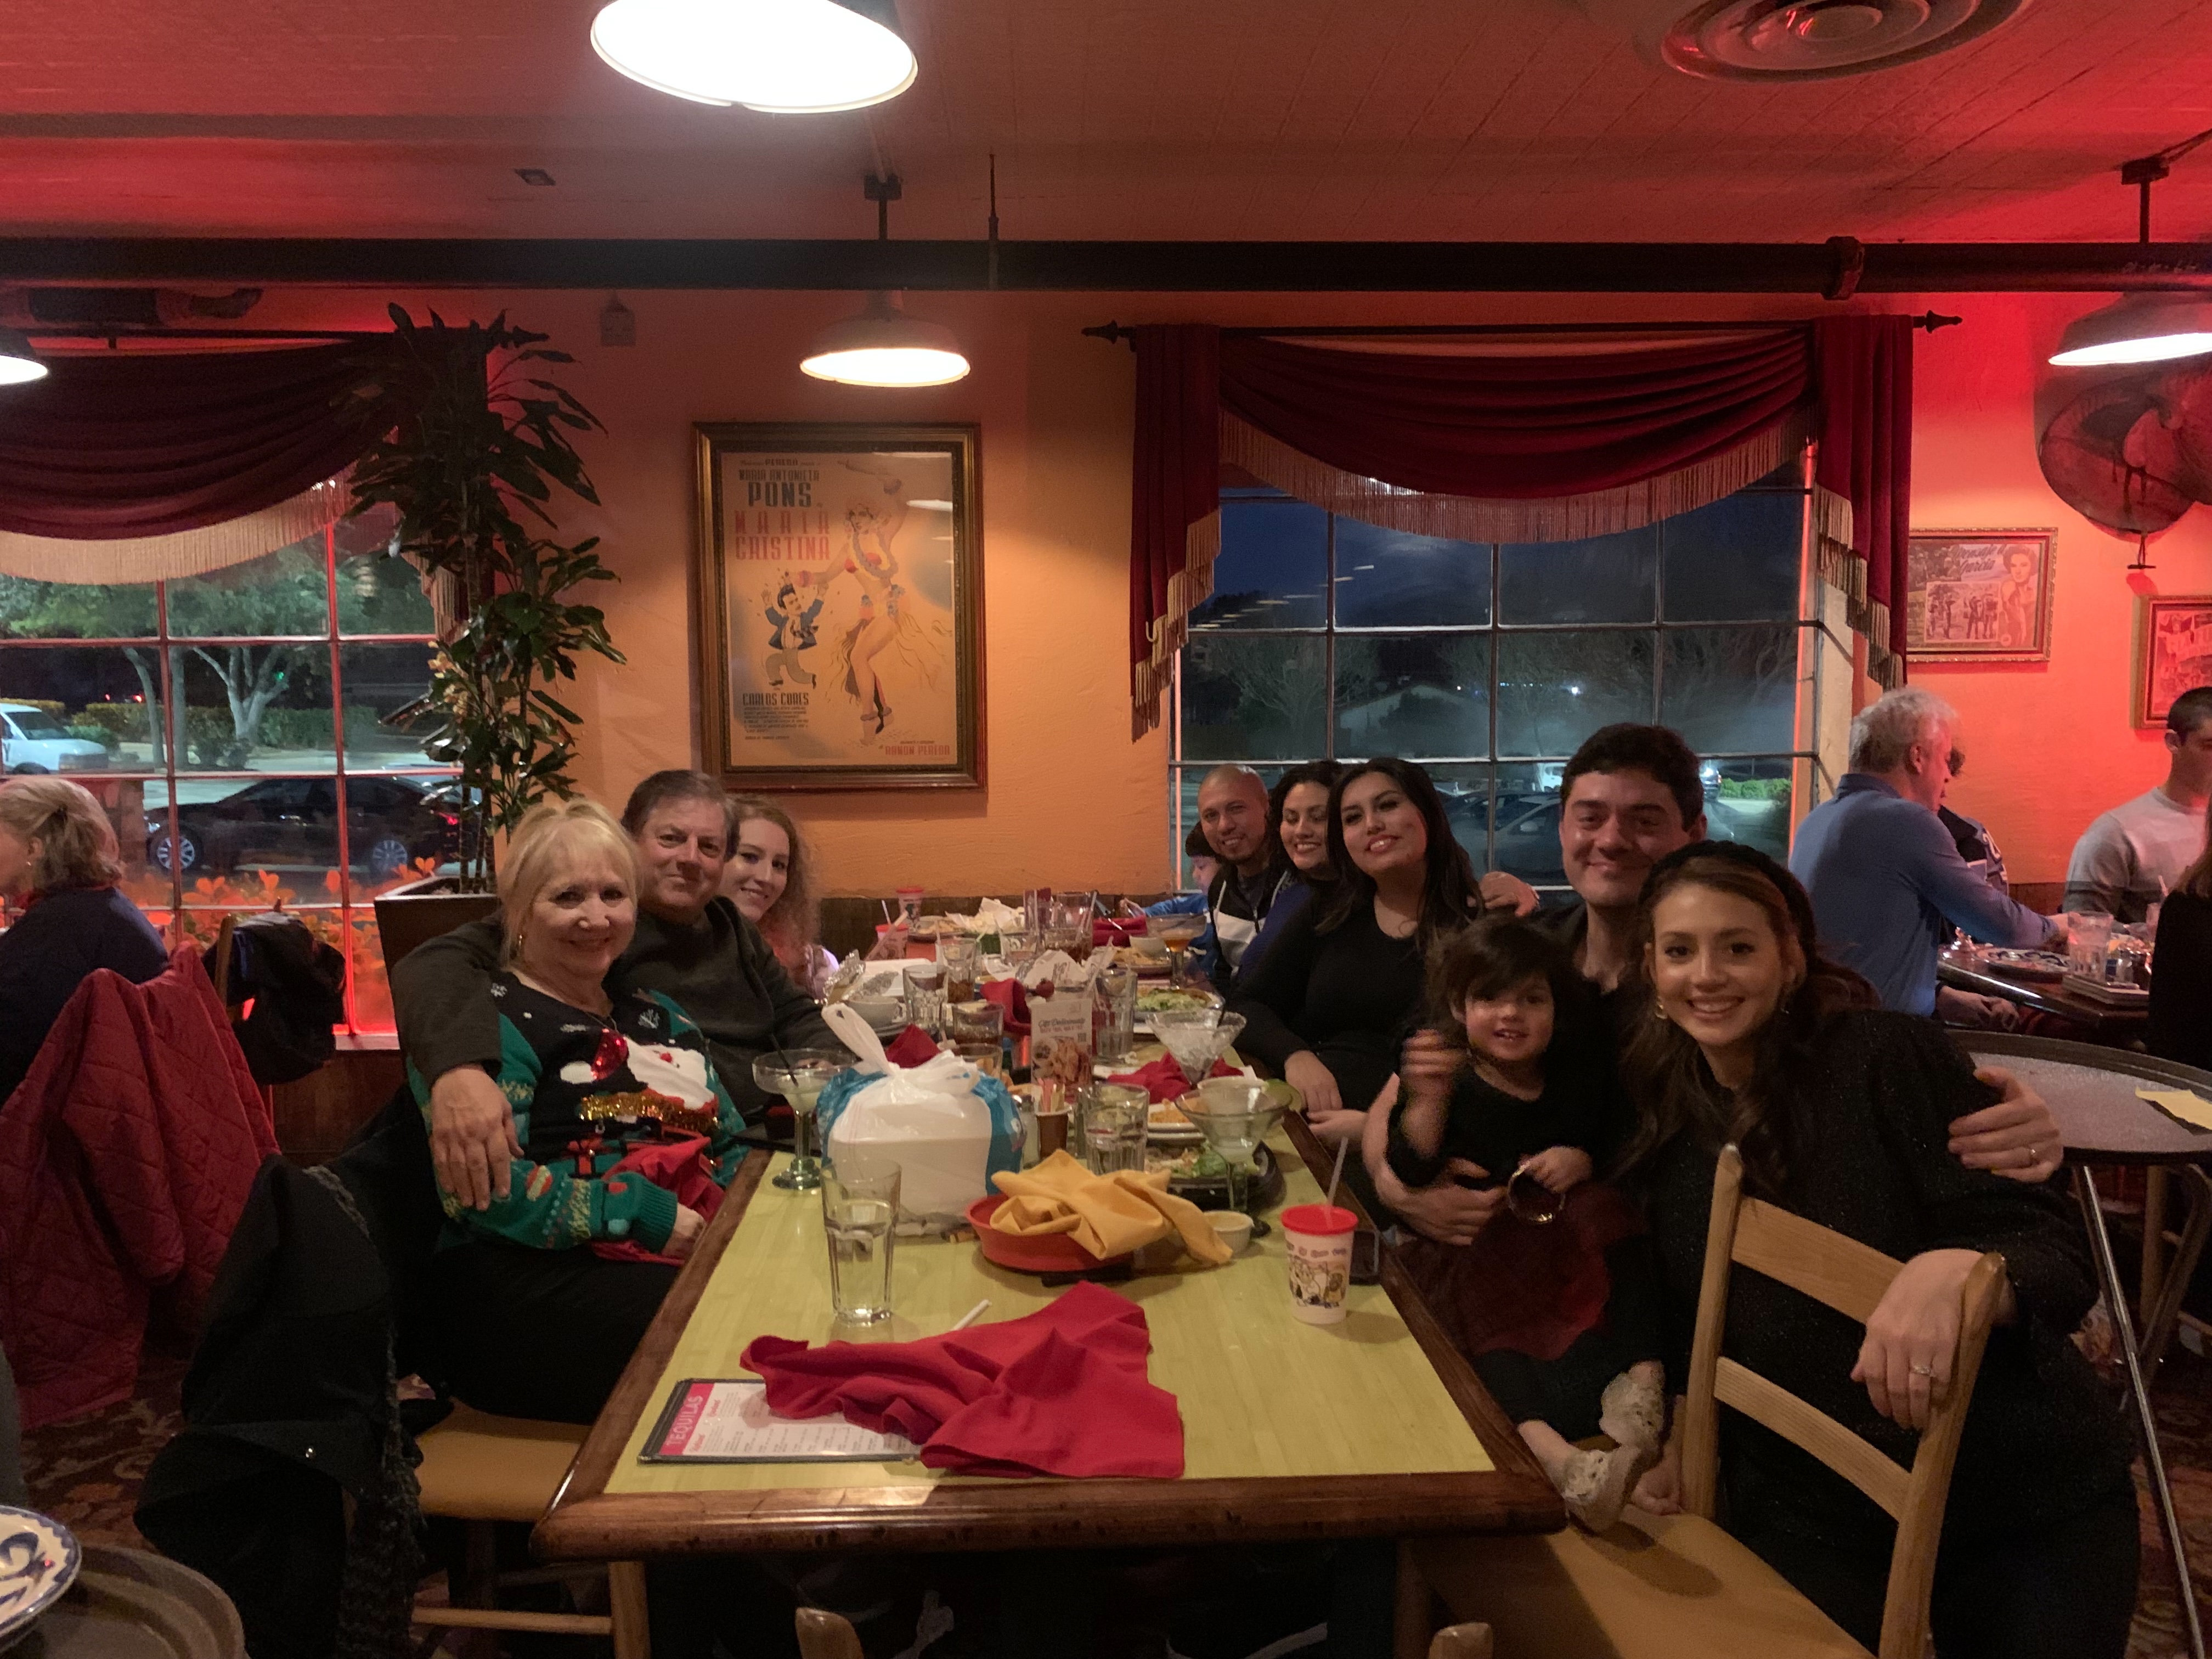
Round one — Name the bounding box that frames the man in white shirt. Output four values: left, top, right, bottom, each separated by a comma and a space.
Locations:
2064, 685, 2212, 921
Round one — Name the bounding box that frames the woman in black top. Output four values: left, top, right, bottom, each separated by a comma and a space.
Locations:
2149, 827, 2212, 1069
1619, 843, 2137, 1659
0, 776, 168, 1104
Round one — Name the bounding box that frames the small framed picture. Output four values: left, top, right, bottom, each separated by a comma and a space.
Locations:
691, 422, 984, 790
2136, 594, 2212, 729
1904, 530, 2055, 663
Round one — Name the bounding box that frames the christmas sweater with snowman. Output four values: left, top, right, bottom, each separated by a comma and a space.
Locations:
410, 974, 747, 1254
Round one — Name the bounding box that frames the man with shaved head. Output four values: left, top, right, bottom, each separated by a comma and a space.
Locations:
1194, 763, 1296, 992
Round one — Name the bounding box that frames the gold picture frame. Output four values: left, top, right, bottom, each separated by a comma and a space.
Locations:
692, 422, 984, 791
1903, 529, 2055, 663
2135, 593, 2212, 729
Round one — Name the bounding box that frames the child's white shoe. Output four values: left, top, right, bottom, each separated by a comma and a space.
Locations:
1599, 1370, 1665, 1455
1555, 1442, 1654, 1532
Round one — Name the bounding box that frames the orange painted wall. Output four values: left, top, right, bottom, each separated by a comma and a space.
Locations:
251, 285, 2170, 894
1907, 292, 2212, 885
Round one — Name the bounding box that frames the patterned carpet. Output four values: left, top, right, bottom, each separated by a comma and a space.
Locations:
21, 1346, 2212, 1656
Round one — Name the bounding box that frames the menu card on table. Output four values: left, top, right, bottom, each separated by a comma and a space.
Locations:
640, 1378, 917, 1463
1028, 984, 1094, 1093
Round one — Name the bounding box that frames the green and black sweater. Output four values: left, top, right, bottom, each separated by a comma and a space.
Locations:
409, 975, 747, 1255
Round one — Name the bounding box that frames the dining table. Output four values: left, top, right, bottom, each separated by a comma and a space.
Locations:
1937, 945, 2148, 1039
533, 1077, 1564, 1585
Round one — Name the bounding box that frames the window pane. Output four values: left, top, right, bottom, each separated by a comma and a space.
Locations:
1499, 526, 1658, 624
1181, 634, 1327, 760
175, 640, 336, 770
0, 645, 168, 771
1491, 761, 1566, 887
1662, 494, 1803, 622
1661, 625, 1798, 754
1193, 500, 1327, 630
1423, 763, 1493, 880
160, 775, 449, 893
1495, 631, 1654, 758
1334, 521, 1490, 628
1334, 634, 1489, 759
1706, 757, 1793, 861
340, 644, 443, 768
337, 547, 436, 636
0, 575, 156, 639
166, 539, 329, 639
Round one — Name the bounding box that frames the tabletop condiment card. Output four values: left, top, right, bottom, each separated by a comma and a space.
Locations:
642, 1378, 915, 1463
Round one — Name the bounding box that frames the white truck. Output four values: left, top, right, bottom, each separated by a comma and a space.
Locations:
0, 703, 110, 773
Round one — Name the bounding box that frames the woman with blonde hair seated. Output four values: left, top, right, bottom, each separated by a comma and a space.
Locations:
419, 797, 748, 1424
0, 776, 168, 1105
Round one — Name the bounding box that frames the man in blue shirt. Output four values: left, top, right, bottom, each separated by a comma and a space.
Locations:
1792, 687, 2062, 1019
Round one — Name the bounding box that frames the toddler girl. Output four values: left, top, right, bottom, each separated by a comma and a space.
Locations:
1389, 917, 1666, 1530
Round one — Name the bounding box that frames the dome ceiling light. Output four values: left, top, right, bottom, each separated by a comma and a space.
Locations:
800, 174, 970, 388
0, 327, 48, 386
590, 0, 916, 114
2050, 126, 2212, 369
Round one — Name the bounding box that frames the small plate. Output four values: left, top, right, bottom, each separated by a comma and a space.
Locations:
1982, 948, 2069, 983
0, 1506, 82, 1646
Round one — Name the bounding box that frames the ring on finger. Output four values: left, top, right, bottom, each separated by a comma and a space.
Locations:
1909, 1362, 1936, 1378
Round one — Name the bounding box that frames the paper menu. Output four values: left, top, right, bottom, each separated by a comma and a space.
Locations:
2138, 1088, 2212, 1135
641, 1379, 916, 1464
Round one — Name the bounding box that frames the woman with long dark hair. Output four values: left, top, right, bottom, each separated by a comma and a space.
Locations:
1231, 758, 1344, 981
1230, 757, 1489, 1148
1618, 842, 2136, 1658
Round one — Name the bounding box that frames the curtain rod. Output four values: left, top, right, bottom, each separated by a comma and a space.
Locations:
1080, 313, 1962, 346
25, 326, 386, 343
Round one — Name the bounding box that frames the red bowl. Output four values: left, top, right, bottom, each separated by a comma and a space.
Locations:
966, 1193, 1131, 1275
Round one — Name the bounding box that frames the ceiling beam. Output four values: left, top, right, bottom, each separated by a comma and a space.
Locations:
0, 236, 2207, 292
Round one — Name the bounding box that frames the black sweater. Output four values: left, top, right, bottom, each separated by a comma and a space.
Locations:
2149, 890, 2212, 1071
1640, 1009, 2133, 1550
0, 885, 168, 1104
1386, 1062, 1612, 1190
391, 897, 834, 1124
1228, 898, 1427, 1115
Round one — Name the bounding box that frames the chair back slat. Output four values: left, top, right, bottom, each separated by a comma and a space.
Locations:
1713, 1357, 1910, 1519
1733, 1198, 1898, 1325
1682, 1148, 2012, 1659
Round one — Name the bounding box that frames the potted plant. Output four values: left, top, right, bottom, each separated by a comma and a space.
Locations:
348, 306, 624, 968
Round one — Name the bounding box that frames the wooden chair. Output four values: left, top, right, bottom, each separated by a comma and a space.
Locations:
795, 1605, 1493, 1659
1408, 1146, 2008, 1659
409, 1402, 650, 1657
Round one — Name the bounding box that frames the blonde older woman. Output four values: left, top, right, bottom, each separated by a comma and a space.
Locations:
422, 798, 749, 1425
0, 776, 167, 1104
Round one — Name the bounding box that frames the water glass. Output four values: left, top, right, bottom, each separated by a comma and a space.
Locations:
950, 1000, 1004, 1045
955, 1041, 1004, 1079
939, 936, 981, 1004
905, 961, 945, 1038
1046, 895, 1094, 963
2069, 912, 2113, 977
1093, 963, 1138, 1064
822, 1163, 900, 1324
1082, 1084, 1149, 1176
998, 930, 1039, 974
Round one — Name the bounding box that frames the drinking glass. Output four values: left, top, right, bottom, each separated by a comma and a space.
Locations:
998, 929, 1039, 975
1046, 895, 1094, 963
752, 1049, 849, 1192
1156, 916, 1205, 989
822, 1162, 900, 1323
1151, 1008, 1246, 1091
1093, 963, 1138, 1064
905, 961, 945, 1039
1189, 1075, 1285, 1232
939, 937, 981, 1004
2069, 913, 2113, 977
1082, 1084, 1150, 1175
950, 1000, 1004, 1045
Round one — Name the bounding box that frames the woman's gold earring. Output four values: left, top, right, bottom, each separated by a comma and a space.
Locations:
1654, 1003, 1670, 1023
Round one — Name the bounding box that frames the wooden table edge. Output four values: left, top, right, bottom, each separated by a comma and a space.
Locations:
538, 1116, 1567, 1560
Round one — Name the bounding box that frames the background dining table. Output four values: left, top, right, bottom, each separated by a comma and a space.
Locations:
533, 1107, 1563, 1570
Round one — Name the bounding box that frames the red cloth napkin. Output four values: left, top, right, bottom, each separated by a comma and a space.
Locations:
980, 977, 1031, 1035
1107, 1055, 1239, 1104
739, 1281, 1184, 1479
1093, 918, 1144, 948
592, 1133, 724, 1266
881, 1024, 943, 1068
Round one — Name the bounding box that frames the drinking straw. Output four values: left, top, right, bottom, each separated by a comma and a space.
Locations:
952, 1299, 991, 1331
1325, 1137, 1350, 1215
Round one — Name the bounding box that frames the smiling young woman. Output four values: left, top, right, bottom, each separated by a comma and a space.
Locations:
1615, 843, 2140, 1659
723, 794, 837, 997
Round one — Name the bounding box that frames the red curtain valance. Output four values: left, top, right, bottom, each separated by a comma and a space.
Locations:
1127, 317, 1914, 736
0, 341, 389, 541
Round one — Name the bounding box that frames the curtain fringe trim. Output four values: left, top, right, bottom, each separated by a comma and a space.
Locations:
0, 478, 351, 584
1132, 510, 1221, 739
1220, 409, 1813, 545
1809, 485, 1899, 685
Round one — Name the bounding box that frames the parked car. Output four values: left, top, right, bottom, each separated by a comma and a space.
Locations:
148, 775, 461, 879
1, 703, 109, 774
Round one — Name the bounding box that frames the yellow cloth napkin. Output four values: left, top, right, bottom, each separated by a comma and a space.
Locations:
2139, 1088, 2212, 1133
991, 1150, 1233, 1266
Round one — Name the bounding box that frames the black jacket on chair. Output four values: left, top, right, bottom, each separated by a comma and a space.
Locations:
137, 1089, 447, 1659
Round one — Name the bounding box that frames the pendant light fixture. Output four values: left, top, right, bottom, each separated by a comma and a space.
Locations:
800, 174, 970, 387
590, 0, 916, 114
0, 326, 47, 386
2051, 127, 2212, 369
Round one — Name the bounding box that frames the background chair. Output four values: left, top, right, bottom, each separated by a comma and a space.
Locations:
1407, 1146, 2007, 1659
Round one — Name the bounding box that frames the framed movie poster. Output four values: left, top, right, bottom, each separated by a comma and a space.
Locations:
2137, 594, 2212, 729
1903, 529, 2055, 663
693, 423, 983, 790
